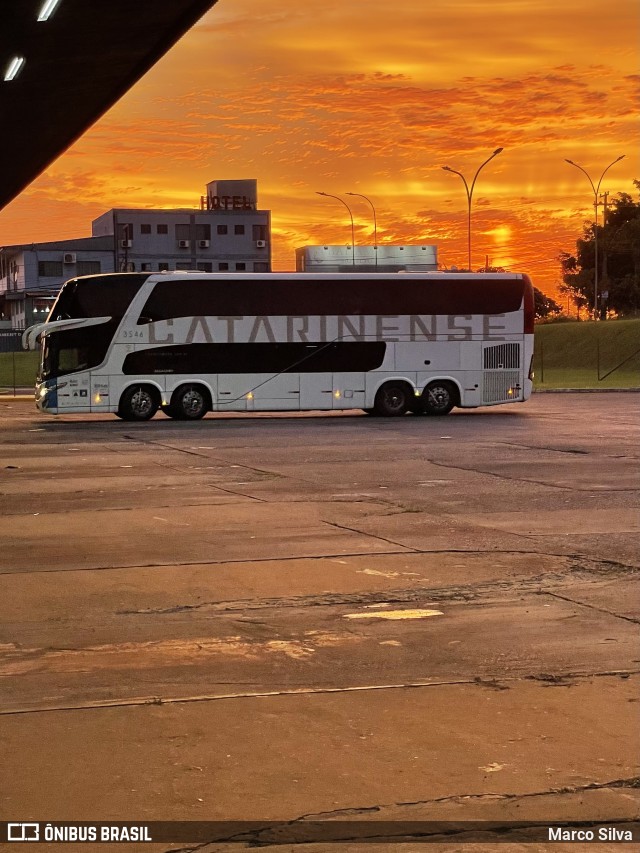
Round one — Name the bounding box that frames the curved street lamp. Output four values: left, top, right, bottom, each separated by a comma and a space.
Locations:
565, 155, 625, 318
346, 192, 377, 267
442, 147, 504, 271
315, 191, 355, 266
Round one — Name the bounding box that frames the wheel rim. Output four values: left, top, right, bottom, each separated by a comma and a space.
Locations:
383, 388, 406, 413
426, 385, 451, 411
131, 389, 154, 417
181, 388, 205, 416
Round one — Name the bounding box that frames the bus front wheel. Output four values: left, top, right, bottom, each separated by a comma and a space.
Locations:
171, 385, 210, 420
117, 386, 159, 421
373, 383, 411, 416
422, 381, 457, 416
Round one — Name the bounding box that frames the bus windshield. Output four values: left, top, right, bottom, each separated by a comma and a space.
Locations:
50, 274, 149, 321
39, 321, 119, 381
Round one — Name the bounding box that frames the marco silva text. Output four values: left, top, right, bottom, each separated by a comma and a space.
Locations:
548, 826, 635, 842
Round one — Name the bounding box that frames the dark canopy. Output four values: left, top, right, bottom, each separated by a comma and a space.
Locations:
0, 0, 217, 210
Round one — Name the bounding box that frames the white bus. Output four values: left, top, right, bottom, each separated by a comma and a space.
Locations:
23, 271, 535, 420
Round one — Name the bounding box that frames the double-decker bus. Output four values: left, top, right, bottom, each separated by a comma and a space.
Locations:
23, 271, 535, 420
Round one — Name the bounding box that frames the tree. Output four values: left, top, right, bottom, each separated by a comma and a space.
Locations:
559, 181, 640, 317
533, 287, 562, 320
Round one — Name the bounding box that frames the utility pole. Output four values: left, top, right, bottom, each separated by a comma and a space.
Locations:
565, 155, 625, 319
599, 191, 611, 320
442, 147, 504, 272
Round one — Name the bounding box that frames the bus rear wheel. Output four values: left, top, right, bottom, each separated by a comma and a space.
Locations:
422, 381, 457, 416
373, 383, 411, 416
171, 385, 210, 420
118, 386, 159, 421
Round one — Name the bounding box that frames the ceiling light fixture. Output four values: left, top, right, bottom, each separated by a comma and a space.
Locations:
37, 0, 62, 21
4, 56, 25, 81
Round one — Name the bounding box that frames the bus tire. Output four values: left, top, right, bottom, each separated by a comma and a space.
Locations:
373, 383, 411, 417
422, 381, 457, 416
171, 384, 210, 420
117, 385, 159, 421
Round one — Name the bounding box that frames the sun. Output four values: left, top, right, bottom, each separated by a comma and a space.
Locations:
486, 225, 512, 246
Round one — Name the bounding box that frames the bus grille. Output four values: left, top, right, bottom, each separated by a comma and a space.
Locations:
483, 343, 520, 370
483, 370, 521, 403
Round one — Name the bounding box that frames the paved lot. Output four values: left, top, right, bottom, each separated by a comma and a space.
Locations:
0, 394, 638, 850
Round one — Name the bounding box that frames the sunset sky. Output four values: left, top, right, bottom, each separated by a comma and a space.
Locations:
0, 0, 637, 299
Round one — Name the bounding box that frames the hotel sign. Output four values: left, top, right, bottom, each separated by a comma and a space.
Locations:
206, 194, 255, 211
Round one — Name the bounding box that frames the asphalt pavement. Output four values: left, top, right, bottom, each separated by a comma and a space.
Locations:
0, 394, 638, 851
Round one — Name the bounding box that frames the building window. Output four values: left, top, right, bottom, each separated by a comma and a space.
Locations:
195, 224, 211, 242
197, 262, 213, 272
176, 262, 193, 270
38, 261, 63, 277
218, 262, 229, 271
252, 224, 267, 241
33, 299, 53, 316
217, 225, 228, 235
254, 262, 270, 272
236, 262, 246, 271
141, 263, 152, 271
234, 224, 245, 235
175, 224, 190, 242
140, 224, 151, 235
157, 224, 168, 235
158, 262, 170, 272
76, 261, 101, 276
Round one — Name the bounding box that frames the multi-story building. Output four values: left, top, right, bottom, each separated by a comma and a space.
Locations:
0, 180, 271, 329
296, 244, 438, 273
93, 179, 270, 276
0, 236, 115, 330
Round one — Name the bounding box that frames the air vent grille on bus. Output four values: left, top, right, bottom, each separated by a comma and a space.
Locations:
483, 371, 521, 403
483, 343, 520, 370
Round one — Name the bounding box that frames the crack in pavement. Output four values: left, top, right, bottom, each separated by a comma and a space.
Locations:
322, 519, 420, 552
162, 776, 640, 850
2, 670, 637, 717
299, 774, 640, 818
541, 590, 640, 625
3, 549, 638, 578
425, 455, 638, 492
115, 562, 638, 617
123, 435, 285, 481
497, 441, 591, 455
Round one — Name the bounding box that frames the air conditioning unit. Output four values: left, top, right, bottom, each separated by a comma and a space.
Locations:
198, 239, 210, 248
62, 252, 76, 264
120, 240, 132, 249
178, 239, 190, 248
255, 240, 267, 248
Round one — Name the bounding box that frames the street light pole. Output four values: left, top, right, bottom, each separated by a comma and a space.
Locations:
315, 192, 356, 266
346, 192, 377, 268
564, 155, 625, 319
442, 147, 503, 272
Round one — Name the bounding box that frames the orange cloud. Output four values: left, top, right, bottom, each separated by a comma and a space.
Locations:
0, 0, 637, 300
